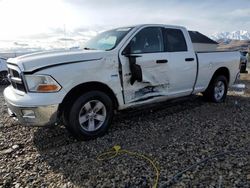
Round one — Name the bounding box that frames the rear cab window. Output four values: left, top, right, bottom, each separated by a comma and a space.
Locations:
164, 28, 187, 52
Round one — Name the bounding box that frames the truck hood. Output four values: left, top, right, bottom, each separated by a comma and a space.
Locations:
7, 49, 106, 72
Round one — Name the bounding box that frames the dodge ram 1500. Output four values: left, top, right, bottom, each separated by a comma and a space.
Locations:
4, 24, 241, 140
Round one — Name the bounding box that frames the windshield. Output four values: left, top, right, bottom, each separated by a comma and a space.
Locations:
84, 27, 133, 51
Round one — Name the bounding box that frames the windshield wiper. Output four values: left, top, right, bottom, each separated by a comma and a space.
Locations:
84, 47, 97, 50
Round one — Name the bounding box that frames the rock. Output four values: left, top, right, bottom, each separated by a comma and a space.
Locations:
247, 174, 250, 180
12, 145, 19, 150
15, 183, 21, 188
0, 145, 20, 155
62, 183, 68, 188
0, 148, 14, 155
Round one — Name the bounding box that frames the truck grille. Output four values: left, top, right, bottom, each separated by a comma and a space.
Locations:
8, 68, 26, 92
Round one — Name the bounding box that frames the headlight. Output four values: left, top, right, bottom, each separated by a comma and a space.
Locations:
24, 75, 61, 93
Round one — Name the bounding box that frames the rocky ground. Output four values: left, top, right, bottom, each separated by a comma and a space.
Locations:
0, 73, 250, 188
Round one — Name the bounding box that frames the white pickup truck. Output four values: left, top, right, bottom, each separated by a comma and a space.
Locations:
4, 24, 240, 140
0, 57, 8, 85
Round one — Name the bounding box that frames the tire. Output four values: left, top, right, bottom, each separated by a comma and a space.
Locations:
240, 64, 247, 73
0, 71, 9, 85
66, 91, 114, 140
203, 75, 228, 103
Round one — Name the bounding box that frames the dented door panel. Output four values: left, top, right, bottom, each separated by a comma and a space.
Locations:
121, 52, 170, 103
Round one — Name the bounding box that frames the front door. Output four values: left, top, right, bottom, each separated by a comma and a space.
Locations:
119, 27, 171, 104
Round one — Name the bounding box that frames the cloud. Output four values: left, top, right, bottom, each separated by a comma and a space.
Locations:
1, 0, 250, 52
228, 8, 250, 18
14, 42, 29, 47
62, 0, 250, 35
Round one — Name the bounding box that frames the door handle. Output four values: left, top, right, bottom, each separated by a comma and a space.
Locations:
156, 59, 168, 64
185, 58, 194, 62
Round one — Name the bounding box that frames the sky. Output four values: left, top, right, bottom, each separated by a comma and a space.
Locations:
0, 0, 250, 52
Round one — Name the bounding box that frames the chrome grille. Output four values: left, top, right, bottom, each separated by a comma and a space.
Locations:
8, 67, 26, 92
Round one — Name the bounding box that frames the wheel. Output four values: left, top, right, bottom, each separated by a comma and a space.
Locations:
67, 91, 114, 140
0, 71, 9, 85
203, 75, 228, 103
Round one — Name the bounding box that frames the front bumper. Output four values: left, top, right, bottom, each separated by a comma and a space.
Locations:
6, 100, 59, 126
3, 86, 61, 126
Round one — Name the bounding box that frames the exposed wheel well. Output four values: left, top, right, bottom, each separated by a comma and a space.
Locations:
58, 82, 119, 121
211, 67, 230, 83
0, 70, 8, 74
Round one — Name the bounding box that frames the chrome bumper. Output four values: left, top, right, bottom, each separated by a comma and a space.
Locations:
6, 101, 59, 126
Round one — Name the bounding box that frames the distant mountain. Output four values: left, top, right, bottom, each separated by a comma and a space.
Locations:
211, 30, 250, 41
217, 40, 250, 51
210, 30, 250, 51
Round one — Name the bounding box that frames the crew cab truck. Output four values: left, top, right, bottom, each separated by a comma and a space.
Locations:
4, 24, 240, 140
0, 57, 8, 85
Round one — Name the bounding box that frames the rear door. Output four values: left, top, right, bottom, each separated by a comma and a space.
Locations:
119, 27, 171, 104
163, 28, 197, 96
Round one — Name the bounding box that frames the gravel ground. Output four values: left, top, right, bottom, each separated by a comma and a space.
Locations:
0, 73, 250, 188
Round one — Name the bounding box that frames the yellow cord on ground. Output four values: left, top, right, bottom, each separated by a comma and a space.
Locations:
97, 145, 159, 188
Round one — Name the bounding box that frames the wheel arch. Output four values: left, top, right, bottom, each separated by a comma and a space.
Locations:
211, 67, 230, 84
0, 70, 8, 75
58, 81, 119, 120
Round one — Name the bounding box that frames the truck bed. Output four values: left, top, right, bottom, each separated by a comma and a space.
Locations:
195, 51, 240, 92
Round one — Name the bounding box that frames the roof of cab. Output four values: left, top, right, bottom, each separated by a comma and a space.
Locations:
133, 24, 186, 30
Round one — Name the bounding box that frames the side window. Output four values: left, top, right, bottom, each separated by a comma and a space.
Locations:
129, 27, 164, 54
165, 29, 187, 52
